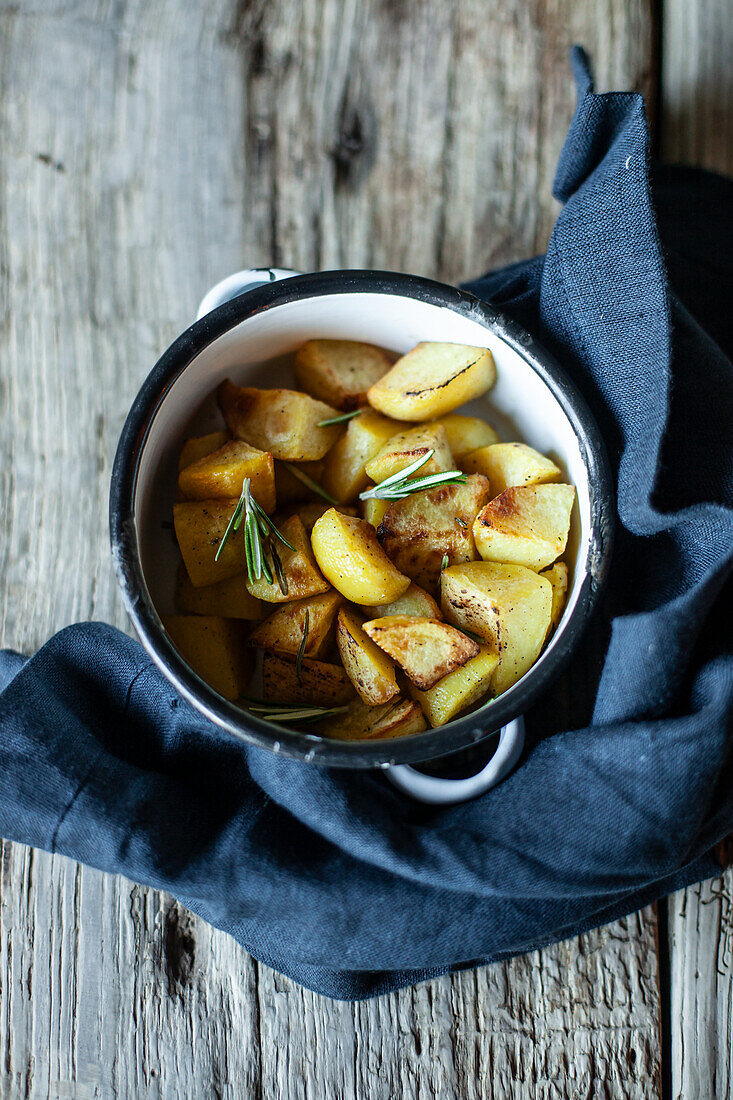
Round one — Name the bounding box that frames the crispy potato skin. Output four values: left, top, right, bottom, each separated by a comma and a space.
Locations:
462, 442, 560, 494
178, 431, 230, 471
473, 483, 575, 571
317, 697, 427, 740
367, 342, 496, 420
311, 509, 410, 605
248, 590, 344, 657
408, 645, 498, 727
178, 440, 276, 512
441, 561, 552, 694
540, 561, 569, 630
320, 409, 409, 503
175, 562, 262, 619
262, 650, 355, 706
294, 339, 392, 410
363, 615, 479, 689
336, 607, 399, 705
377, 474, 491, 592
364, 423, 454, 483
161, 615, 251, 701
218, 380, 341, 460
365, 582, 442, 619
434, 415, 499, 459
245, 514, 329, 603
174, 498, 245, 587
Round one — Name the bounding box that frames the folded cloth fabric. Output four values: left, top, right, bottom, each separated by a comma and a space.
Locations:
1, 47, 732, 1001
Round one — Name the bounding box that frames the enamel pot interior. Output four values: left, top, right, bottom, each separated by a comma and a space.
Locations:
110, 271, 613, 768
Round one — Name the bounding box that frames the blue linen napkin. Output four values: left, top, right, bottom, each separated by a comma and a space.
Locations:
1, 48, 732, 1000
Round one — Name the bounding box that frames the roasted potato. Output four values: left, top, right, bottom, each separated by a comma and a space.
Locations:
473, 484, 575, 571
311, 509, 410, 605
441, 561, 552, 694
320, 409, 409, 503
337, 606, 400, 705
363, 615, 479, 690
178, 430, 230, 471
274, 459, 325, 506
281, 501, 358, 534
462, 442, 560, 495
173, 498, 245, 587
364, 422, 454, 484
540, 561, 569, 630
161, 615, 251, 701
434, 414, 499, 459
218, 380, 341, 460
175, 562, 262, 619
361, 496, 390, 528
245, 514, 329, 603
177, 440, 276, 511
377, 474, 491, 592
262, 650, 355, 706
248, 590, 344, 657
408, 645, 498, 727
365, 582, 442, 620
317, 697, 427, 741
294, 339, 392, 410
367, 342, 496, 420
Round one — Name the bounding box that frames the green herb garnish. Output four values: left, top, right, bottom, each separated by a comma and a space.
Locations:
440, 553, 449, 572
317, 409, 363, 427
242, 697, 349, 724
216, 478, 295, 587
282, 462, 338, 504
359, 450, 467, 502
295, 609, 310, 685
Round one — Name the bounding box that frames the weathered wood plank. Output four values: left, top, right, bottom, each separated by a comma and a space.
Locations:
0, 1, 661, 1097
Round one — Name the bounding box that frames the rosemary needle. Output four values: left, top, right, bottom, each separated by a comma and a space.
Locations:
317, 409, 363, 427
359, 450, 467, 502
282, 462, 338, 504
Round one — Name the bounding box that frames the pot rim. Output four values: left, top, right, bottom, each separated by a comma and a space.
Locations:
109, 269, 614, 768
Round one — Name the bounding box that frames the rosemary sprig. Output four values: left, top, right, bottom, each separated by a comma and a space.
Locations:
317, 409, 362, 427
282, 461, 338, 504
440, 553, 449, 572
270, 544, 288, 594
214, 480, 247, 562
295, 609, 310, 685
454, 516, 468, 529
242, 697, 349, 724
216, 478, 295, 586
359, 450, 467, 501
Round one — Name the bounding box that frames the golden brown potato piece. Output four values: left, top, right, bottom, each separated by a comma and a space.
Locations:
377, 474, 491, 592
473, 484, 575, 571
218, 380, 341, 460
434, 414, 499, 459
365, 582, 442, 620
540, 561, 569, 630
177, 441, 276, 512
274, 459, 325, 506
317, 697, 427, 741
462, 442, 560, 494
362, 615, 479, 689
245, 514, 329, 603
368, 342, 496, 421
336, 606, 400, 705
364, 423, 454, 484
441, 561, 552, 694
320, 409, 409, 503
178, 430, 230, 471
294, 339, 392, 410
248, 590, 344, 657
173, 498, 245, 587
161, 615, 251, 701
361, 496, 390, 528
311, 509, 410, 605
175, 562, 262, 619
408, 645, 498, 727
262, 650, 355, 706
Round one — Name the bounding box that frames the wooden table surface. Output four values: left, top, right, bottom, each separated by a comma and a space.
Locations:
0, 2, 730, 1097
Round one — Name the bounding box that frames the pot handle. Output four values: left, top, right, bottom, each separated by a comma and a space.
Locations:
385, 717, 525, 804
196, 268, 301, 320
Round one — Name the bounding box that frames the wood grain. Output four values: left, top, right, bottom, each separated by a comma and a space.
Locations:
0, 1, 661, 1096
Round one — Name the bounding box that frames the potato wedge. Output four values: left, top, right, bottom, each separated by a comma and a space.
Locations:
441, 562, 552, 694
473, 484, 575, 571
175, 562, 262, 619
540, 561, 569, 630
337, 607, 399, 705
294, 339, 392, 410
161, 615, 251, 701
218, 380, 341, 460
434, 414, 499, 459
177, 440, 276, 511
173, 498, 245, 587
365, 582, 442, 620
408, 645, 498, 727
363, 615, 479, 690
248, 590, 344, 657
245, 514, 329, 603
361, 496, 390, 528
317, 697, 427, 741
311, 509, 410, 605
462, 442, 560, 494
377, 474, 491, 592
320, 409, 409, 503
274, 459, 325, 506
364, 423, 454, 484
367, 342, 496, 420
262, 650, 355, 706
178, 430, 230, 471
